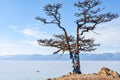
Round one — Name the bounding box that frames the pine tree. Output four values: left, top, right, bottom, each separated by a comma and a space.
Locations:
35, 0, 118, 74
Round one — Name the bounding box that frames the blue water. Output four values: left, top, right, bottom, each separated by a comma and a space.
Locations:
0, 61, 119, 80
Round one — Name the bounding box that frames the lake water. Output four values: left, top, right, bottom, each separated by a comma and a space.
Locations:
0, 61, 119, 80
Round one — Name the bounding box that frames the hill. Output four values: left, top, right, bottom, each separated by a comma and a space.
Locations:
0, 53, 120, 61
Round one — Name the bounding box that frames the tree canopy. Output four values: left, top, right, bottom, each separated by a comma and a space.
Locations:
36, 0, 118, 54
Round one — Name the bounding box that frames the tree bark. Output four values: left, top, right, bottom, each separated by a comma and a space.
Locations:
70, 23, 82, 74
70, 50, 81, 74
72, 22, 82, 74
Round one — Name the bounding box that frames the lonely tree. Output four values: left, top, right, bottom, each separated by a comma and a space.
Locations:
36, 0, 118, 74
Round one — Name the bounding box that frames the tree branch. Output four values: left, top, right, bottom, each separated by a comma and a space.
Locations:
36, 3, 71, 52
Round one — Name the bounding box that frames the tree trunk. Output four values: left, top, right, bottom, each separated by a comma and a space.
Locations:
70, 50, 82, 74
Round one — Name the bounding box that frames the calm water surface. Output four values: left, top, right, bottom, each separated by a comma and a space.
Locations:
0, 61, 119, 80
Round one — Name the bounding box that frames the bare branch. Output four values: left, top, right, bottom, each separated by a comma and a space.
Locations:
36, 3, 71, 52
80, 23, 97, 35
35, 17, 58, 24
78, 37, 100, 52
74, 0, 118, 36
53, 49, 61, 54
74, 0, 102, 10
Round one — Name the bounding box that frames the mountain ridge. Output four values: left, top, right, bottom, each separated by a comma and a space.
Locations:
0, 53, 120, 61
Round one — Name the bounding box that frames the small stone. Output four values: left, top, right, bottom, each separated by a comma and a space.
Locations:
47, 78, 52, 80
92, 73, 97, 75
67, 72, 72, 76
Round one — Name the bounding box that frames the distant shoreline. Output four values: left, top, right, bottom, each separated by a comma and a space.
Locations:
0, 53, 120, 61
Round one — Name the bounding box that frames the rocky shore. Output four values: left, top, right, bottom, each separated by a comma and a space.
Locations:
47, 67, 120, 80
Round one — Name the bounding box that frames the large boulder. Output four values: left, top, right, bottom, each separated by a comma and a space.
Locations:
98, 67, 120, 78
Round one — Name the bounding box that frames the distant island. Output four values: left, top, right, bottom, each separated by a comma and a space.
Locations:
0, 53, 120, 61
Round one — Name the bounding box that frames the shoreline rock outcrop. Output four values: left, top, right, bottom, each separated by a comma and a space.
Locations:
98, 67, 120, 78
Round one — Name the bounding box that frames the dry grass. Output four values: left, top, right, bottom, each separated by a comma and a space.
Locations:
47, 74, 120, 80
47, 67, 120, 80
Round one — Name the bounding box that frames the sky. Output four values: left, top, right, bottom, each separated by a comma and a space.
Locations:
0, 0, 120, 56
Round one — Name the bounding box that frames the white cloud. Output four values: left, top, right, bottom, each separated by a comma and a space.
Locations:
8, 25, 18, 29
5, 18, 120, 55
0, 42, 21, 55
85, 18, 120, 53
22, 27, 50, 39
2, 24, 55, 55
22, 28, 38, 37
0, 39, 57, 56
20, 40, 39, 47
9, 24, 51, 39
96, 27, 120, 47
8, 25, 20, 32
